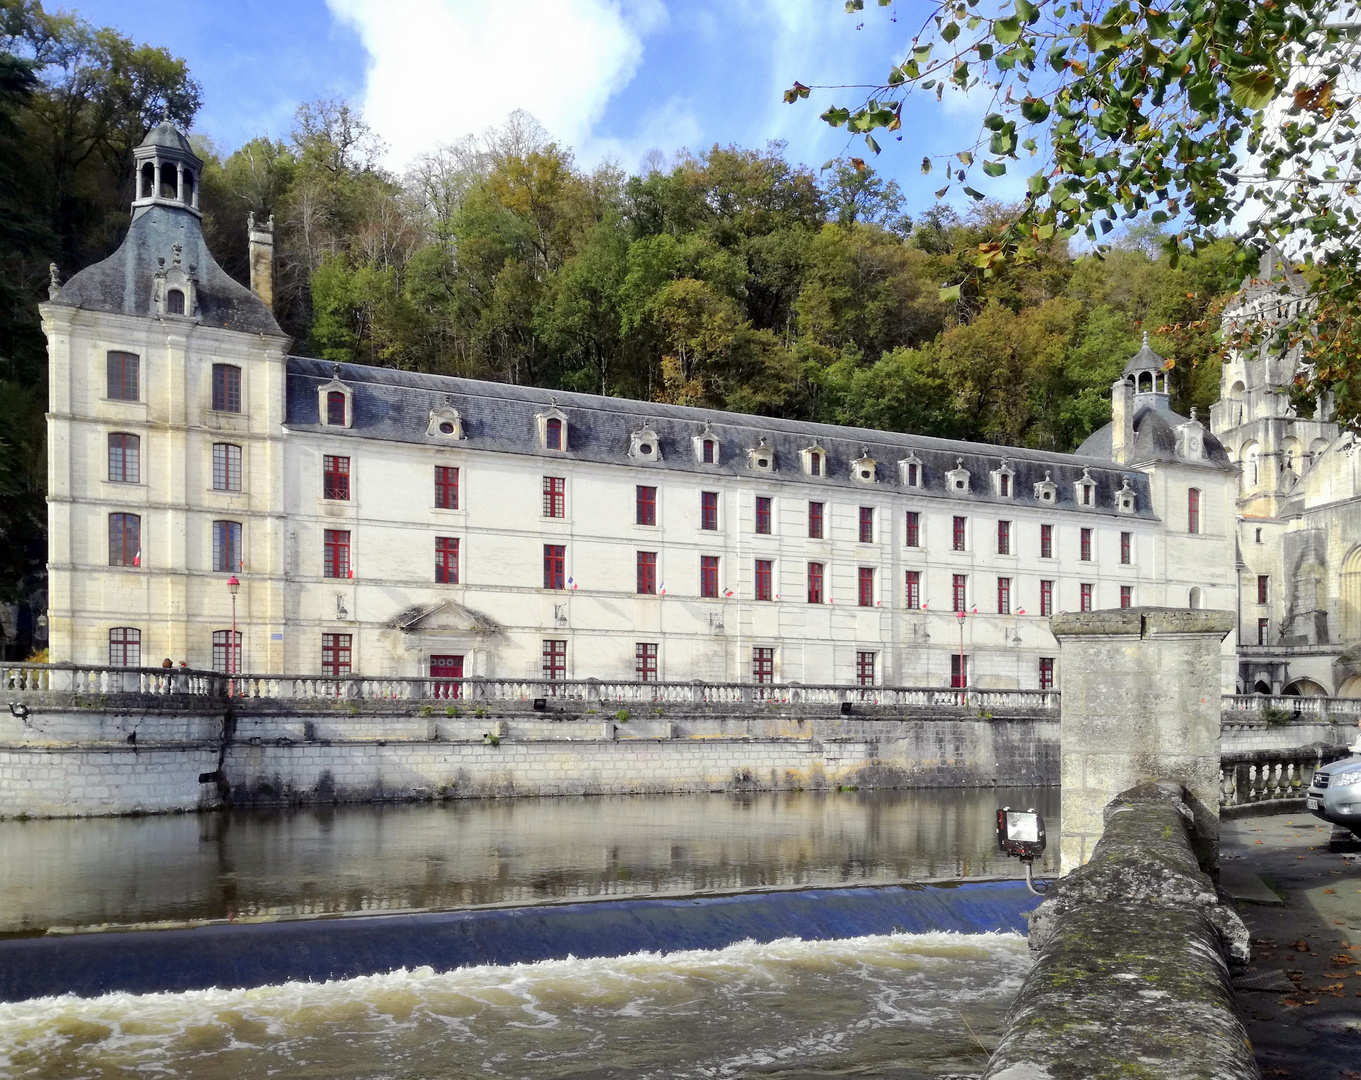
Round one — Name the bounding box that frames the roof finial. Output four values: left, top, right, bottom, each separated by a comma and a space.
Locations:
1142, 330, 1149, 347
47, 262, 61, 299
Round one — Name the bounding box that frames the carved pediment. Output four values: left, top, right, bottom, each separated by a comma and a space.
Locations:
392, 600, 500, 635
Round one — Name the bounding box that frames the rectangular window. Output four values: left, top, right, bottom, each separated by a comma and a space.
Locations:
1257, 574, 1269, 605
109, 512, 141, 567
755, 496, 772, 535
858, 567, 875, 607
435, 465, 459, 509
636, 642, 658, 682
701, 555, 720, 598
997, 576, 1011, 615
808, 501, 824, 539
323, 455, 350, 500
636, 485, 657, 526
543, 544, 566, 590
755, 559, 773, 601
859, 507, 874, 543
952, 573, 967, 612
752, 646, 774, 684
1040, 579, 1054, 618
1080, 583, 1093, 612
907, 462, 919, 486
807, 562, 824, 604
108, 433, 140, 484
323, 529, 350, 579
905, 511, 920, 548
213, 443, 242, 492
637, 551, 657, 594
326, 391, 347, 426
856, 651, 875, 687
212, 630, 242, 674
1040, 523, 1053, 559
1082, 484, 1093, 506
211, 364, 241, 412
436, 536, 459, 583
702, 439, 716, 464
107, 351, 139, 401
1039, 657, 1055, 690
108, 627, 141, 667
1188, 488, 1201, 534
952, 516, 966, 551
212, 520, 242, 573
701, 491, 719, 531
905, 570, 921, 609
999, 473, 1011, 497
1120, 585, 1133, 609
1257, 617, 1270, 645
1120, 531, 1131, 565
997, 520, 1011, 556
543, 476, 565, 518
321, 633, 352, 678
543, 639, 567, 680
951, 653, 967, 689
1080, 527, 1092, 561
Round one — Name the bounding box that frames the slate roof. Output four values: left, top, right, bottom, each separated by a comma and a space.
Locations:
1122, 334, 1167, 377
48, 204, 283, 337
138, 120, 196, 155
1076, 400, 1233, 471
287, 358, 1159, 518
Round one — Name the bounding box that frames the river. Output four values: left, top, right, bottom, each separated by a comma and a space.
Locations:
0, 787, 1055, 1077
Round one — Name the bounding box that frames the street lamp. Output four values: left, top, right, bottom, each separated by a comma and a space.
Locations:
227, 575, 240, 683
956, 609, 967, 705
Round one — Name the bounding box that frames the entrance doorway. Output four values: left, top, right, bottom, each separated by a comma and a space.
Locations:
431, 654, 464, 698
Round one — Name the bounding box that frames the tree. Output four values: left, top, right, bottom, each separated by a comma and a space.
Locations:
787, 0, 1361, 427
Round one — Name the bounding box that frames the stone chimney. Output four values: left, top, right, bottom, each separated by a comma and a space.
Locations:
1110, 377, 1135, 464
248, 212, 274, 311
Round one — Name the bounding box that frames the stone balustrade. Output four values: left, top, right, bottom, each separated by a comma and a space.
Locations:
1223, 692, 1361, 722
1219, 744, 1352, 817
2, 663, 1057, 712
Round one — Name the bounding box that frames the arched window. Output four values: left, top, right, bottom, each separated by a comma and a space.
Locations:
546, 417, 563, 450
809, 452, 821, 476
212, 630, 242, 674
140, 162, 155, 199
1138, 372, 1153, 392
159, 163, 177, 200
1188, 587, 1203, 609
327, 390, 347, 426
182, 170, 195, 206
166, 288, 185, 315
1187, 488, 1201, 534
109, 627, 141, 667
108, 433, 140, 483
1341, 547, 1361, 642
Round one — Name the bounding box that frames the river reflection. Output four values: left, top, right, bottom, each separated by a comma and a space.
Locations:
0, 787, 1057, 934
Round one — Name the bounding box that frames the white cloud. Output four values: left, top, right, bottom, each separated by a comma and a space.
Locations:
326, 0, 665, 167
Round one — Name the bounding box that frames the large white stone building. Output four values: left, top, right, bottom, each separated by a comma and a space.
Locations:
42, 124, 1248, 690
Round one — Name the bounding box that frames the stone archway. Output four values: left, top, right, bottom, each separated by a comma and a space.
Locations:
1338, 675, 1361, 698
1341, 546, 1361, 643
1282, 678, 1328, 697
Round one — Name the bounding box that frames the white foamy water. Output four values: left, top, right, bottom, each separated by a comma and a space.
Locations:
0, 931, 1030, 1079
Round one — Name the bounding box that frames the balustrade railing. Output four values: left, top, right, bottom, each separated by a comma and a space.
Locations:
1223, 693, 1361, 723
1219, 745, 1352, 811
2, 663, 1060, 712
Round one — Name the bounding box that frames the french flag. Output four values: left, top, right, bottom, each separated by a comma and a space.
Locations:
567, 576, 579, 590
133, 548, 141, 567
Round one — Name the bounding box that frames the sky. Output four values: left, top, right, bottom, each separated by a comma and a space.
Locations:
60, 0, 1012, 205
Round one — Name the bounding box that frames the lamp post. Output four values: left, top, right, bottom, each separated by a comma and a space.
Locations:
957, 609, 967, 706
227, 575, 240, 692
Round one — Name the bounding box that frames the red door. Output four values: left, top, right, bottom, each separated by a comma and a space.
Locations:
431, 655, 464, 698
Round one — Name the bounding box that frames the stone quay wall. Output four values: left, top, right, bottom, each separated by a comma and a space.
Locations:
983, 782, 1256, 1080
0, 698, 1058, 817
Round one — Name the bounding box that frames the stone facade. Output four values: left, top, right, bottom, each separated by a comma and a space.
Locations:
40, 123, 1244, 695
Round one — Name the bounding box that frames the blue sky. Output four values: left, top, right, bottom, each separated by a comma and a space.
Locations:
65, 0, 1008, 205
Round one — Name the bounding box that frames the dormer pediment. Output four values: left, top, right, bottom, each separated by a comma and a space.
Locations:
1074, 467, 1097, 507
801, 444, 827, 477
629, 423, 663, 462
898, 452, 924, 488
990, 457, 1015, 498
536, 403, 569, 451
152, 244, 197, 318
427, 404, 465, 440
945, 457, 970, 494
318, 370, 352, 428
693, 423, 721, 465
1116, 477, 1137, 514
747, 439, 775, 473
850, 448, 877, 484
1034, 471, 1057, 504
1176, 410, 1206, 461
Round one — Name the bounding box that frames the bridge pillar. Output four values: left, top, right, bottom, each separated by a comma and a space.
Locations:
1052, 607, 1234, 875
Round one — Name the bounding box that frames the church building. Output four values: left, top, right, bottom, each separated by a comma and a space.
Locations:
42, 124, 1247, 691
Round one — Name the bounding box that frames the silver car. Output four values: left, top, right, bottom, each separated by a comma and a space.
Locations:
1306, 754, 1361, 838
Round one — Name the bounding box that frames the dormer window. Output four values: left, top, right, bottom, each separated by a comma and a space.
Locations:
152, 244, 197, 318
629, 424, 662, 462
1034, 471, 1057, 504
1175, 410, 1206, 461
536, 404, 569, 451
316, 373, 352, 428
1075, 468, 1096, 507
702, 439, 717, 463
1116, 477, 1137, 515
747, 438, 775, 473
426, 405, 464, 439
802, 445, 826, 477
991, 459, 1015, 498
945, 457, 970, 494
851, 448, 877, 484
898, 453, 923, 488
692, 425, 720, 465
166, 288, 185, 315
